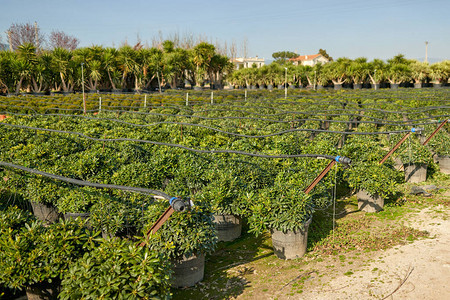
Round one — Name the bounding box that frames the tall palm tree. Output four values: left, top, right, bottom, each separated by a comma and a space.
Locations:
102, 48, 119, 90
192, 42, 216, 87
51, 47, 72, 92
348, 57, 369, 86
117, 45, 136, 89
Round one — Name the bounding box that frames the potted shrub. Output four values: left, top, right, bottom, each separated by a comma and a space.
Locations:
249, 172, 314, 260
56, 188, 95, 222
26, 178, 61, 224
89, 192, 146, 239
398, 138, 433, 183
59, 238, 172, 299
198, 170, 245, 242
427, 131, 450, 174
344, 162, 402, 213
143, 198, 217, 287
342, 135, 401, 212
0, 210, 94, 299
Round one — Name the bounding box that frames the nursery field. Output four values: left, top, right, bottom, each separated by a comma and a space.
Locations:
0, 88, 449, 299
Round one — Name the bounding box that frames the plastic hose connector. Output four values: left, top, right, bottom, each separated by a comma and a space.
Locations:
336, 156, 352, 165
170, 197, 186, 212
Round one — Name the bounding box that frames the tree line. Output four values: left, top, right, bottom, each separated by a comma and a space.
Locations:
0, 41, 233, 94
229, 55, 449, 89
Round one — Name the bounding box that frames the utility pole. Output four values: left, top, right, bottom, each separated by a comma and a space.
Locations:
34, 21, 39, 50
81, 63, 86, 114
284, 67, 288, 99
424, 41, 429, 63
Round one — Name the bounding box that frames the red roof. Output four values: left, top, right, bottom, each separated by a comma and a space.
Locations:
289, 54, 321, 62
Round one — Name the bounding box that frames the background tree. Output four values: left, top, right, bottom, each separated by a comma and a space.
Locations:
272, 51, 298, 64
49, 30, 79, 50
7, 22, 45, 51
318, 49, 333, 61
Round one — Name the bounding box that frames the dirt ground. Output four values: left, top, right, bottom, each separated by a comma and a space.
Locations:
294, 204, 450, 300
240, 192, 450, 300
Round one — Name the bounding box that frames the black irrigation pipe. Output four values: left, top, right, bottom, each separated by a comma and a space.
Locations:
98, 108, 449, 124
2, 113, 448, 143
0, 161, 172, 200
0, 122, 339, 160
3, 96, 449, 114
4, 111, 448, 128
1, 106, 448, 128
2, 115, 443, 140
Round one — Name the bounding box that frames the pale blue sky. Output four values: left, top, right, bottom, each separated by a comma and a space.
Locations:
1, 0, 449, 61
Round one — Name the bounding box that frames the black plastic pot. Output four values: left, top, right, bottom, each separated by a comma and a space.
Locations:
31, 202, 60, 224
171, 253, 205, 288
26, 280, 60, 300
357, 190, 384, 213
213, 214, 242, 242
436, 155, 450, 174
404, 163, 427, 183
271, 217, 312, 260
334, 83, 342, 90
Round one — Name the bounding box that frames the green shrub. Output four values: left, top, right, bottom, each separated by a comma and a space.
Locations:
143, 198, 217, 260
344, 161, 402, 198
0, 215, 94, 291
60, 238, 171, 300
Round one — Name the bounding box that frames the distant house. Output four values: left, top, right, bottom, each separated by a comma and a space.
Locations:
289, 54, 329, 66
230, 56, 265, 69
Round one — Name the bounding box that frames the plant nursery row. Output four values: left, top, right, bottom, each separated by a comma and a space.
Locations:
0, 89, 449, 299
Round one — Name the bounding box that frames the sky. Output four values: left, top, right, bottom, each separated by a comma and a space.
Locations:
1, 0, 449, 62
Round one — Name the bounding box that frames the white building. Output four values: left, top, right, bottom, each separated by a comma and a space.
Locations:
230, 56, 265, 69
289, 54, 329, 66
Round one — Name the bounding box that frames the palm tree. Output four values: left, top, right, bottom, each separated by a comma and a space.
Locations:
322, 58, 351, 89
192, 42, 216, 87
410, 60, 429, 87
117, 45, 136, 89
102, 48, 120, 90
386, 54, 412, 88
430, 60, 450, 86
51, 47, 72, 92
31, 51, 53, 93
0, 51, 19, 94
348, 57, 369, 88
15, 43, 37, 93
368, 59, 385, 88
